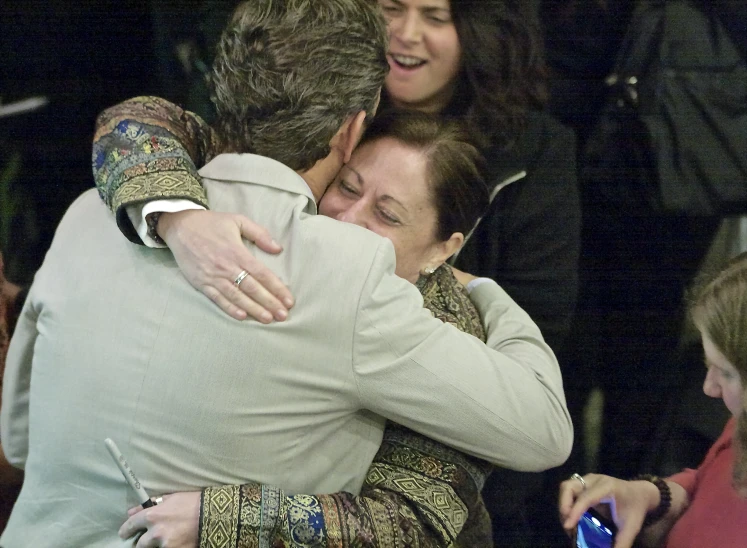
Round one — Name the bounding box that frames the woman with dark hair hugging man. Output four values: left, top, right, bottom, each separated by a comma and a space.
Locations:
96, 105, 553, 546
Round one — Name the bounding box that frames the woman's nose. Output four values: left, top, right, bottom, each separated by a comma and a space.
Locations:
338, 204, 369, 229
702, 367, 722, 399
391, 11, 422, 45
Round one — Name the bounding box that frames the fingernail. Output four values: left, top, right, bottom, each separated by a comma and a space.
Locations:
275, 309, 288, 321
271, 240, 281, 250
261, 311, 273, 323
283, 298, 294, 308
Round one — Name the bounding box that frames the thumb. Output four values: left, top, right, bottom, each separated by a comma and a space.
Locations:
237, 217, 282, 254
613, 522, 642, 548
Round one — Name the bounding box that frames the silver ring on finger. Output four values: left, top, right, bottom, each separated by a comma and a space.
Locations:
570, 473, 587, 490
234, 270, 250, 287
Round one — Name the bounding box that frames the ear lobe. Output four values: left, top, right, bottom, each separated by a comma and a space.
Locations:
341, 111, 368, 163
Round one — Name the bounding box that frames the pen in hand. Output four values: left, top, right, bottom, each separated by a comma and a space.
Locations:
104, 438, 156, 509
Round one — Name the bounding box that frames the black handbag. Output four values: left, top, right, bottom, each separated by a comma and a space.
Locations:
582, 0, 747, 216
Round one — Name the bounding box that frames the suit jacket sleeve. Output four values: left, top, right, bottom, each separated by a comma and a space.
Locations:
198, 269, 493, 548
92, 96, 215, 243
353, 240, 573, 470
0, 293, 40, 469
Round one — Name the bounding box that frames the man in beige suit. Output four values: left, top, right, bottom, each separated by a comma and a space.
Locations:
0, 1, 572, 546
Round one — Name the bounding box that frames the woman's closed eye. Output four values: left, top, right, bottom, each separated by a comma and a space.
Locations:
425, 11, 451, 24
380, 2, 403, 15
706, 360, 738, 381
377, 207, 401, 225
720, 368, 737, 381
339, 180, 360, 197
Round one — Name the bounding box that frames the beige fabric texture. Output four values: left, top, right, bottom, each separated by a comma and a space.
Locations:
1, 153, 571, 547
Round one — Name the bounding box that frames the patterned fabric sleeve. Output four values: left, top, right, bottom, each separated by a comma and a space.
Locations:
199, 266, 494, 548
92, 96, 216, 243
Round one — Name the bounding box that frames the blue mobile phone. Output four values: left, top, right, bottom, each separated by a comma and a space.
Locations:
576, 507, 617, 548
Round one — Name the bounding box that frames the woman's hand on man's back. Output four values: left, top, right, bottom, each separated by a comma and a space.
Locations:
157, 209, 294, 322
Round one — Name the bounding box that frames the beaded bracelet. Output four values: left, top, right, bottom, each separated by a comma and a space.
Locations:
634, 474, 672, 527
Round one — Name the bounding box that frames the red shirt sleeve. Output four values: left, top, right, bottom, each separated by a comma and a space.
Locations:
667, 417, 736, 496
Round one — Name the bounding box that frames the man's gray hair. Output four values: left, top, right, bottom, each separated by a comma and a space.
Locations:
210, 0, 389, 171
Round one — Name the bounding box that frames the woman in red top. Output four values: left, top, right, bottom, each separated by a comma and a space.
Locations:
558, 252, 747, 548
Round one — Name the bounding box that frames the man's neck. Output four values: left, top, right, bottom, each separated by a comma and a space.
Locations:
297, 150, 345, 203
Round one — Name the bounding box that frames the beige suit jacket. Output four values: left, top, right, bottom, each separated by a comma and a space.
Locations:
1, 153, 571, 547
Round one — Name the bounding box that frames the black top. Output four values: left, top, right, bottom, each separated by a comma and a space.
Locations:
454, 110, 581, 356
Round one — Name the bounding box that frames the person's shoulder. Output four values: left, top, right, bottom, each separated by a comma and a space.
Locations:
58, 188, 113, 230
527, 109, 571, 134
35, 189, 125, 284
484, 110, 576, 181
510, 111, 578, 192
291, 215, 408, 310
303, 214, 390, 262
522, 110, 576, 159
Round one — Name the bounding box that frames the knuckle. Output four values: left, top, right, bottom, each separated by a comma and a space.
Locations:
143, 511, 157, 527
229, 286, 251, 306
204, 287, 221, 303
218, 279, 238, 295
250, 267, 271, 282
242, 255, 258, 269
239, 276, 259, 295
215, 259, 234, 275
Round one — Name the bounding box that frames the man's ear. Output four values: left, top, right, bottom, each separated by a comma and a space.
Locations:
339, 110, 368, 164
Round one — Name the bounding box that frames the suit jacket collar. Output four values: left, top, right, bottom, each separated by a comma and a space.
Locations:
198, 153, 318, 214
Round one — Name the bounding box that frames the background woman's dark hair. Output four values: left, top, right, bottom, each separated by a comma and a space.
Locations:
381, 0, 548, 150
361, 110, 489, 241
449, 0, 548, 149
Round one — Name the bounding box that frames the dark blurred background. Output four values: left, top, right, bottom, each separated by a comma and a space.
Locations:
0, 1, 242, 285
1, 1, 162, 284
